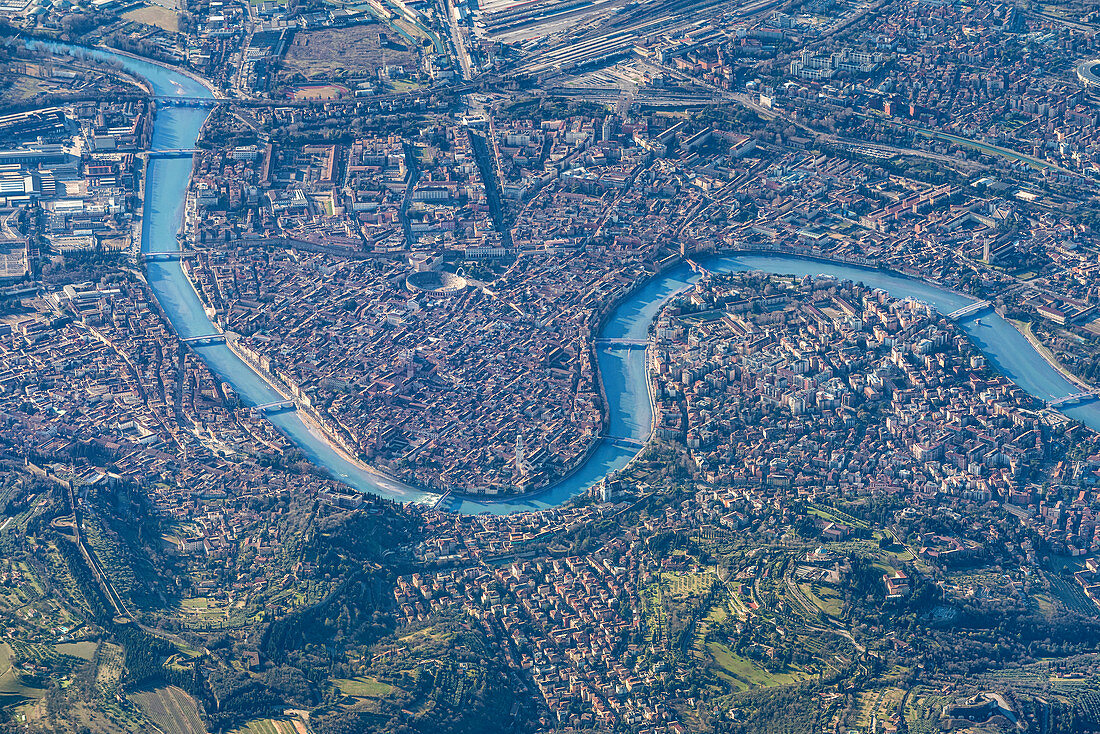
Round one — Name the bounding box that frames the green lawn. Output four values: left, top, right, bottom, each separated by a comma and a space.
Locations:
707, 642, 807, 690
800, 583, 843, 618
334, 676, 394, 698
705, 604, 728, 625
55, 641, 97, 660
807, 503, 869, 530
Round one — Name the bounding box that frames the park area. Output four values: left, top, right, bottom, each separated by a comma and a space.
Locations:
286, 84, 351, 101
278, 24, 419, 89
706, 640, 811, 690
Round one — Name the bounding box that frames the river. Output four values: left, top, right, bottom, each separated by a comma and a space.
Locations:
39, 42, 1100, 515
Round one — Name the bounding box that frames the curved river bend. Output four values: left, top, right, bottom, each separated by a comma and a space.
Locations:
44, 44, 1100, 514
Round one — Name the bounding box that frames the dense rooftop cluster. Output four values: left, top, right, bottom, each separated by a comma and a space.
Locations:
651, 273, 1044, 503
184, 238, 658, 493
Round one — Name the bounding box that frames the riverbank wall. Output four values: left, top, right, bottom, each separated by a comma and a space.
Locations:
92, 43, 221, 97
224, 336, 365, 458
1008, 317, 1094, 394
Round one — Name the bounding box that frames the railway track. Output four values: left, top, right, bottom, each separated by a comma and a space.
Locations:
516, 0, 776, 75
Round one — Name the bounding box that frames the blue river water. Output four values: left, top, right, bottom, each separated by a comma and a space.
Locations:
42, 43, 1100, 514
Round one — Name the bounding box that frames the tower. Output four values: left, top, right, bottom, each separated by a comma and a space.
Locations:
515, 434, 528, 477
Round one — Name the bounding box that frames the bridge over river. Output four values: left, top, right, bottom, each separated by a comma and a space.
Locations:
250, 400, 295, 414
945, 300, 991, 320
179, 334, 226, 346
144, 251, 196, 261
147, 149, 201, 158
1048, 392, 1100, 408
594, 338, 648, 349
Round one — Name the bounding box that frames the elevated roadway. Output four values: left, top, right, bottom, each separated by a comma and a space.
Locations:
143, 251, 196, 261
594, 338, 648, 348
250, 399, 295, 414
945, 301, 991, 320
179, 334, 226, 345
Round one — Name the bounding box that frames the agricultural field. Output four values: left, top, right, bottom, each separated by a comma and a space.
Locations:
278, 24, 418, 87
55, 640, 98, 660
0, 564, 37, 611
230, 717, 312, 734
0, 642, 46, 708
121, 5, 179, 32
851, 686, 906, 729
130, 685, 207, 734
904, 688, 949, 734
7, 639, 91, 680
662, 570, 716, 599
642, 581, 667, 646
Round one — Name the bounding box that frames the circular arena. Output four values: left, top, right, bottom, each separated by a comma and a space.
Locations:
1078, 59, 1100, 89
405, 270, 468, 297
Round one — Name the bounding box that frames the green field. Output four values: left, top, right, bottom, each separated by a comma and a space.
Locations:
800, 583, 843, 618
55, 641, 97, 660
122, 4, 179, 32
808, 502, 869, 530
707, 641, 808, 690
662, 570, 716, 599
642, 582, 666, 645
334, 675, 394, 698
